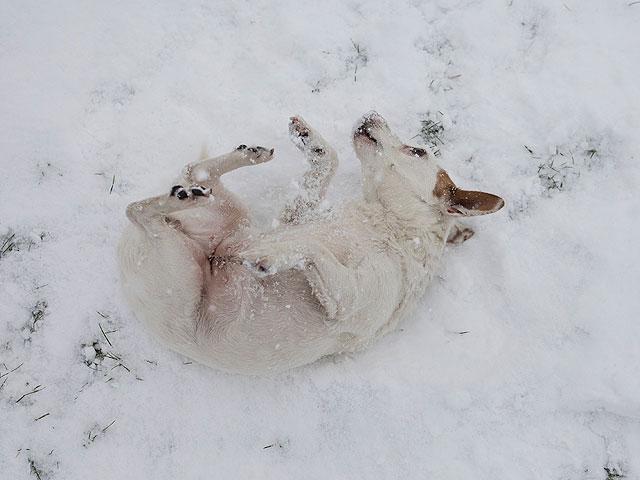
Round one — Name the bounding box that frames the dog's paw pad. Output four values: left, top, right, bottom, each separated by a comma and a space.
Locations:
447, 226, 475, 245
238, 145, 274, 164
170, 185, 190, 200
289, 117, 310, 143
190, 185, 211, 197
289, 117, 328, 162
310, 147, 325, 159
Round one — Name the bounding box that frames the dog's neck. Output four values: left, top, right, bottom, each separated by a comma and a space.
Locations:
355, 199, 451, 269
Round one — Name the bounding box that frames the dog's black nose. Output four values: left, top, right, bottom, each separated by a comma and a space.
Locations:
355, 123, 378, 143
361, 111, 384, 129
354, 111, 388, 144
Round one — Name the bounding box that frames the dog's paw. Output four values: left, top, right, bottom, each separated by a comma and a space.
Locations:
289, 116, 311, 143
235, 144, 274, 165
170, 184, 212, 199
190, 184, 211, 197
239, 248, 309, 277
447, 225, 475, 245
289, 116, 328, 161
242, 257, 277, 277
170, 185, 190, 200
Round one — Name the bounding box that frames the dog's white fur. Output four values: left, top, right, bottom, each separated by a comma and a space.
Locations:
117, 112, 504, 375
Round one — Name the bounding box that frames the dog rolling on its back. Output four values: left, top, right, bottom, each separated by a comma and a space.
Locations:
117, 112, 504, 374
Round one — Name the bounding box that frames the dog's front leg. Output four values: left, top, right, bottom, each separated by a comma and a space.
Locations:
240, 243, 311, 276
303, 252, 358, 320
239, 241, 357, 320
281, 116, 339, 224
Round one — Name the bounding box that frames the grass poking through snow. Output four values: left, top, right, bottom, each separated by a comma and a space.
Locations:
525, 139, 605, 195
85, 420, 116, 446
348, 39, 368, 83
16, 384, 45, 404
605, 466, 625, 479
1, 233, 17, 258
30, 301, 47, 333
416, 113, 446, 157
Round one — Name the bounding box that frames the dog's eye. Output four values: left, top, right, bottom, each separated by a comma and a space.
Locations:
408, 147, 427, 157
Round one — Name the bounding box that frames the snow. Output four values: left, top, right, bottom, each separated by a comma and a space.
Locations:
1, 0, 639, 478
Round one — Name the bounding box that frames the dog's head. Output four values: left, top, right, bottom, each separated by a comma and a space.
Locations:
353, 111, 504, 220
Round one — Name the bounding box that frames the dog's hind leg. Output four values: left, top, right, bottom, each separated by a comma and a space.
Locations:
172, 146, 275, 248
127, 146, 274, 235
180, 145, 274, 225
182, 145, 274, 188
281, 116, 339, 224
120, 189, 217, 353
125, 187, 216, 237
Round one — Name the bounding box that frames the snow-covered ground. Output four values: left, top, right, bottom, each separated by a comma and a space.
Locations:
1, 1, 639, 478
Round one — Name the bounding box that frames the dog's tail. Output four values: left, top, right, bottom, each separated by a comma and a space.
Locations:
198, 144, 208, 161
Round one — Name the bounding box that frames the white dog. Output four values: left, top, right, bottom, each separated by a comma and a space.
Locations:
117, 112, 504, 374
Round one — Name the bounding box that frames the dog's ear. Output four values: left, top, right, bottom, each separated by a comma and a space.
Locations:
434, 169, 504, 216
443, 189, 504, 216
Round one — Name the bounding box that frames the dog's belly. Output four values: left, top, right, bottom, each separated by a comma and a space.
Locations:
195, 267, 341, 374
